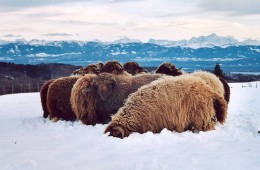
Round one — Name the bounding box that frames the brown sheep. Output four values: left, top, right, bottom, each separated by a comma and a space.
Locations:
69, 60, 132, 124
71, 72, 163, 125
155, 62, 183, 76
100, 60, 130, 75
40, 79, 55, 118
47, 76, 80, 121
72, 63, 103, 76
70, 74, 100, 125
45, 60, 133, 122
123, 61, 148, 75
218, 77, 230, 103
40, 62, 103, 120
104, 75, 228, 138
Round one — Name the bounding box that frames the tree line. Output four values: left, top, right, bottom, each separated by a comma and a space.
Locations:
0, 62, 259, 95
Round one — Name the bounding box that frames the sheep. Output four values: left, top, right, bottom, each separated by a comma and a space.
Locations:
155, 62, 183, 76
47, 76, 80, 121
100, 60, 130, 75
104, 74, 228, 138
123, 61, 148, 75
70, 74, 99, 125
71, 72, 163, 125
40, 79, 55, 118
190, 71, 230, 103
155, 62, 230, 103
70, 60, 133, 124
72, 63, 103, 76
40, 62, 103, 119
218, 77, 230, 103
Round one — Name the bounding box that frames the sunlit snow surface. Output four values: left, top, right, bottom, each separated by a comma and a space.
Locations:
0, 82, 260, 170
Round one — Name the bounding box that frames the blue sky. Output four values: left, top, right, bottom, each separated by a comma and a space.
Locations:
0, 0, 259, 41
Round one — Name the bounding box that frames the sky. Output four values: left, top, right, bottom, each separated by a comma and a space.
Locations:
0, 0, 260, 42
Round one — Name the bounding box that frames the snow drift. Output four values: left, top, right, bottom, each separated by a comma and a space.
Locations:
0, 82, 260, 170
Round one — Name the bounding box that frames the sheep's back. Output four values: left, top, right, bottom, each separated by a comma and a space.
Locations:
70, 74, 97, 121
47, 76, 79, 121
190, 71, 224, 97
112, 75, 217, 134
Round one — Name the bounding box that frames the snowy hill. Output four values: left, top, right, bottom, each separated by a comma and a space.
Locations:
0, 82, 260, 169
0, 39, 260, 72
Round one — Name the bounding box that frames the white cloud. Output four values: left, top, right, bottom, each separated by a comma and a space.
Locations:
0, 0, 259, 41
42, 33, 78, 37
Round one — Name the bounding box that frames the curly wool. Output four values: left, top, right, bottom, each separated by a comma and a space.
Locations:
123, 61, 148, 75
72, 63, 103, 76
40, 79, 55, 118
70, 74, 100, 125
190, 70, 230, 103
155, 62, 184, 76
105, 74, 228, 138
73, 72, 162, 125
47, 76, 80, 121
40, 62, 103, 120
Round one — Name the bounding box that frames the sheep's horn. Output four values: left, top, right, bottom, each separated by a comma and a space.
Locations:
112, 126, 125, 138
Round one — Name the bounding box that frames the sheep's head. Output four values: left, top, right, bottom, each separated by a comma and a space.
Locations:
155, 62, 182, 76
104, 124, 126, 139
73, 63, 103, 75
101, 61, 125, 75
91, 73, 116, 101
123, 61, 148, 75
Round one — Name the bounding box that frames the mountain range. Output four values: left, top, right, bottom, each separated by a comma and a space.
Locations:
0, 33, 260, 72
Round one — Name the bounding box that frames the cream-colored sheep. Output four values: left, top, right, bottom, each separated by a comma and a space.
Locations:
105, 74, 228, 138
190, 70, 230, 103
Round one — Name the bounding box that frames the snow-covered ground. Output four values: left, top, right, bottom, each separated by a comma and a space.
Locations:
0, 82, 260, 170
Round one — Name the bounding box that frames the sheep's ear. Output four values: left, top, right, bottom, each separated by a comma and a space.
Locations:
97, 79, 116, 101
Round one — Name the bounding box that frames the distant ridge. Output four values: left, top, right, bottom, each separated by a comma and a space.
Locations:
1, 33, 260, 48
148, 33, 260, 48
0, 34, 260, 72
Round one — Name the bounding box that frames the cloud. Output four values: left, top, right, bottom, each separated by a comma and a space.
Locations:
2, 34, 22, 37
0, 0, 144, 11
42, 33, 77, 37
200, 0, 260, 15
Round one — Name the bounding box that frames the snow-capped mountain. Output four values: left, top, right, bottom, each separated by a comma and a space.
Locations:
148, 33, 260, 48
0, 34, 260, 72
110, 36, 142, 44
188, 33, 238, 48
242, 39, 260, 46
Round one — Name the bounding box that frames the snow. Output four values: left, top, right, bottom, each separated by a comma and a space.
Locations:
148, 33, 260, 48
111, 51, 128, 56
0, 82, 260, 170
26, 52, 82, 58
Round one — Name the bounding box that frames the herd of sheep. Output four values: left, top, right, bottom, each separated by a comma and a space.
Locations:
40, 61, 230, 138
